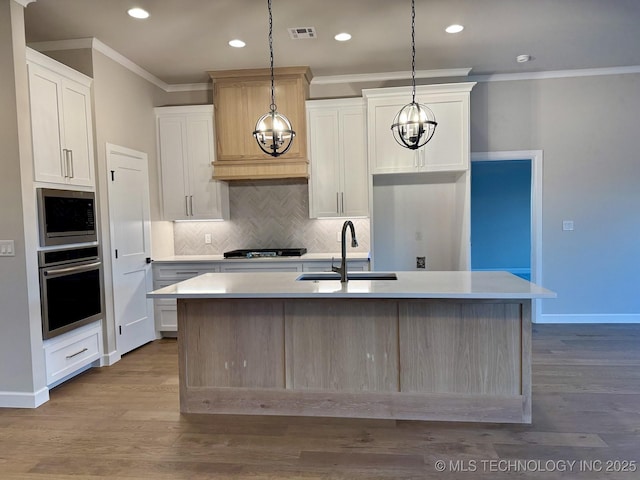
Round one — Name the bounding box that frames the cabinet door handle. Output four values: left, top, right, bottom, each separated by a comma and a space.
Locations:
67, 150, 74, 178
336, 192, 340, 214
189, 196, 194, 216
341, 192, 345, 214
61, 149, 68, 177
185, 196, 189, 216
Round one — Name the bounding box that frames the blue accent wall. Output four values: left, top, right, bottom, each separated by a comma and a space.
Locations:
471, 160, 531, 277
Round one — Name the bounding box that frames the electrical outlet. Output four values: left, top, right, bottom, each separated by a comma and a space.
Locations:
416, 256, 426, 269
0, 240, 15, 257
204, 233, 212, 244
336, 231, 341, 242
562, 220, 574, 231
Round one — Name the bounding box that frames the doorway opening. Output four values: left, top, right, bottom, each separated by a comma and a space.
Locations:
471, 150, 543, 321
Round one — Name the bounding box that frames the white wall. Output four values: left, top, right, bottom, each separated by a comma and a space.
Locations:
470, 75, 640, 321
0, 0, 47, 407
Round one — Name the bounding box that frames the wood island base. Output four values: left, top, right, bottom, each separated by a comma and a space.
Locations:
177, 298, 532, 423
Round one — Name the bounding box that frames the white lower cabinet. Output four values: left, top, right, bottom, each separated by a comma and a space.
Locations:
152, 264, 220, 332
220, 263, 302, 273
43, 321, 102, 387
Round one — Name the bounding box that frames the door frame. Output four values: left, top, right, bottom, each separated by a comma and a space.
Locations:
471, 150, 543, 323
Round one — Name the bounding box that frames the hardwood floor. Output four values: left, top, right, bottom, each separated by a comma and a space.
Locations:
1, 324, 639, 479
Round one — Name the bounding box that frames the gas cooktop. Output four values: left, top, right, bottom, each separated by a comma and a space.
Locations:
223, 248, 307, 259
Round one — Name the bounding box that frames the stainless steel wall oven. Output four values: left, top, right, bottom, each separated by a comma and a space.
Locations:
39, 246, 103, 339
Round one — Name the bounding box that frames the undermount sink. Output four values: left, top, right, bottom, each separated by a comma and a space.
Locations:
296, 272, 398, 281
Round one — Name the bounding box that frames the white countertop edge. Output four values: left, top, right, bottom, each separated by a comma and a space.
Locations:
150, 292, 555, 300
147, 271, 556, 300
152, 252, 370, 263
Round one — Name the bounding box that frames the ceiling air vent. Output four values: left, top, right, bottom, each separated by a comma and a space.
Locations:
288, 27, 317, 39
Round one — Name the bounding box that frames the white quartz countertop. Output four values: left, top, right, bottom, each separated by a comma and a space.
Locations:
147, 271, 556, 300
152, 252, 370, 263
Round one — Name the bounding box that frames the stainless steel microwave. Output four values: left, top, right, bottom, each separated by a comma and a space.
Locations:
37, 188, 97, 246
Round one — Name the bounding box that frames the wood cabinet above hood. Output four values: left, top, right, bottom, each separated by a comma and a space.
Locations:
208, 67, 312, 181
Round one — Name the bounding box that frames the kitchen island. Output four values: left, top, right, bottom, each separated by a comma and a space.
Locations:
148, 271, 555, 423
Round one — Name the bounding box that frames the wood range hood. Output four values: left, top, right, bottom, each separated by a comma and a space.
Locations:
208, 67, 312, 181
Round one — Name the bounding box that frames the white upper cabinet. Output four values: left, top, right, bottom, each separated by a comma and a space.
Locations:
364, 83, 475, 175
155, 105, 229, 221
27, 49, 95, 188
307, 98, 369, 218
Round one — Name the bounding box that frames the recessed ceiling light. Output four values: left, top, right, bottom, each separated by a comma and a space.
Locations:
127, 7, 149, 19
445, 24, 464, 34
334, 32, 352, 42
228, 39, 246, 48
516, 54, 532, 63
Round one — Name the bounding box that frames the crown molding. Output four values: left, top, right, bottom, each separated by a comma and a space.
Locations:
15, 0, 37, 7
311, 68, 472, 85
469, 65, 640, 83
26, 38, 640, 93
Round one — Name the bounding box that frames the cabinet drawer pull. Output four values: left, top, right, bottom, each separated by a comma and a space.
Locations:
66, 347, 88, 359
185, 196, 189, 216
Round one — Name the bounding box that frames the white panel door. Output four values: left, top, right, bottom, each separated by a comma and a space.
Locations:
107, 144, 155, 355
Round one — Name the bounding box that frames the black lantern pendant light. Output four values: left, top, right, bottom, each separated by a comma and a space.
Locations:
253, 0, 295, 157
390, 0, 437, 149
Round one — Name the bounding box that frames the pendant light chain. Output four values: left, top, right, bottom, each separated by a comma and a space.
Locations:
268, 0, 276, 113
410, 0, 416, 104
389, 0, 437, 150
252, 0, 295, 157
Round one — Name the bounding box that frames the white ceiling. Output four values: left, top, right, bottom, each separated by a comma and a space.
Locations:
23, 0, 640, 85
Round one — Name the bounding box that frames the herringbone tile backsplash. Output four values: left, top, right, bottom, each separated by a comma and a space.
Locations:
174, 180, 370, 255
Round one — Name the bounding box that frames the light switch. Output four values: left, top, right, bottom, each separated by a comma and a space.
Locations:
562, 220, 574, 231
0, 240, 15, 256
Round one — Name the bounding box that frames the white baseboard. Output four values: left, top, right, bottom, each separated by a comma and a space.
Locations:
538, 313, 640, 324
0, 387, 49, 408
102, 350, 121, 366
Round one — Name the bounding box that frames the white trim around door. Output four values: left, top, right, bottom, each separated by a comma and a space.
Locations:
471, 150, 544, 323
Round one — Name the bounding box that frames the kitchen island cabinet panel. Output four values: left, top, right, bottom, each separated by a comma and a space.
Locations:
150, 271, 553, 422
399, 301, 522, 395
180, 299, 285, 389
285, 300, 398, 392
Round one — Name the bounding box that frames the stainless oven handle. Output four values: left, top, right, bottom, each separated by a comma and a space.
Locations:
44, 261, 102, 276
